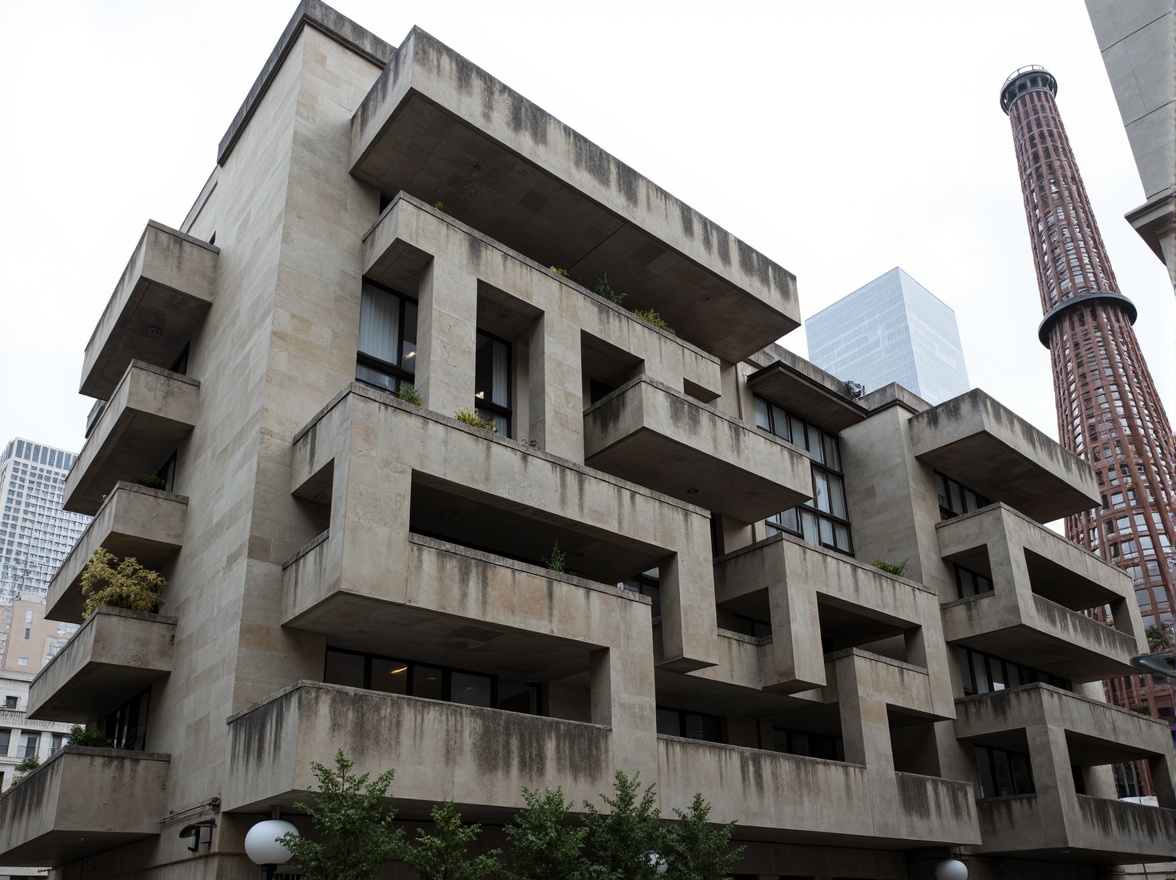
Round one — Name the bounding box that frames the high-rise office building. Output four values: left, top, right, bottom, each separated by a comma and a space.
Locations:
0, 7, 1173, 876
0, 439, 90, 604
1084, 0, 1175, 282
1001, 65, 1176, 781
806, 268, 970, 405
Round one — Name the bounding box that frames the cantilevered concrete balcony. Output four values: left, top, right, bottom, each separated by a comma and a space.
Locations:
350, 29, 798, 362
960, 685, 1176, 862
27, 609, 176, 723
937, 504, 1141, 682
657, 737, 978, 848
908, 389, 1099, 522
0, 747, 169, 867
64, 362, 200, 516
289, 384, 718, 672
746, 352, 868, 432
714, 534, 953, 712
47, 482, 187, 623
223, 682, 614, 815
80, 221, 218, 400
583, 376, 811, 520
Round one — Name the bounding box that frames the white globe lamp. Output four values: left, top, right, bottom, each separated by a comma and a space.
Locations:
245, 818, 299, 877
934, 858, 968, 880
643, 850, 668, 874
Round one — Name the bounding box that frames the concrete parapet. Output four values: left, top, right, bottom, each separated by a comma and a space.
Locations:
0, 747, 169, 867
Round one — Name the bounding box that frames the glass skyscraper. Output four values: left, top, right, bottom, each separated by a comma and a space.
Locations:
805, 267, 970, 405
0, 439, 91, 604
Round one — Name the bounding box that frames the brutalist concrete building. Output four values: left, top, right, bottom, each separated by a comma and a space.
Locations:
1, 4, 1173, 878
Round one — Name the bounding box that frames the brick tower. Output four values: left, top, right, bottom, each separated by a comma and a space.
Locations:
1001, 65, 1176, 791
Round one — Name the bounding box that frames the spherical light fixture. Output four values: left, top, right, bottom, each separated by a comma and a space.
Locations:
643, 851, 668, 874
245, 818, 299, 876
934, 858, 968, 880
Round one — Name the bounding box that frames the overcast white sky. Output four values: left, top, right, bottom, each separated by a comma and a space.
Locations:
0, 0, 1171, 457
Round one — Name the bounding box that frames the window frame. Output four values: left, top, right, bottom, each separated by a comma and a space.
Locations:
754, 396, 853, 555
356, 281, 418, 395
474, 330, 512, 437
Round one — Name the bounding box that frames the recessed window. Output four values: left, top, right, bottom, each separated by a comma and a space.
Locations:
772, 727, 844, 762
974, 744, 1034, 798
474, 331, 511, 436
935, 472, 991, 520
324, 648, 541, 716
656, 706, 722, 743
954, 564, 993, 599
958, 645, 1067, 696
356, 282, 417, 394
618, 570, 661, 616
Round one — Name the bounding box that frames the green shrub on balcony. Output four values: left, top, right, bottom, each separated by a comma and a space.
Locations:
67, 725, 114, 747
80, 547, 167, 619
133, 473, 168, 490
455, 408, 497, 433
631, 308, 675, 335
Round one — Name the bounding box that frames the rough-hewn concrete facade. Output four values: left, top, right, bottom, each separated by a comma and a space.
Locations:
1, 3, 1172, 878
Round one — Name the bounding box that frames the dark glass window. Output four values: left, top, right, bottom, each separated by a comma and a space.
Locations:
0, 728, 9, 756
356, 282, 417, 394
475, 331, 511, 436
19, 731, 38, 759
958, 646, 1067, 696
324, 648, 541, 716
729, 614, 771, 638
955, 563, 993, 599
100, 688, 151, 751
618, 570, 661, 616
935, 472, 991, 520
772, 727, 845, 762
656, 706, 723, 743
974, 744, 1034, 798
754, 397, 852, 554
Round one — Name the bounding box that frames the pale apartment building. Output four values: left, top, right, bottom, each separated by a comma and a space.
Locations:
0, 3, 1172, 878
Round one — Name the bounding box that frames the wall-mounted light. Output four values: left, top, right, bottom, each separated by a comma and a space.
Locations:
178, 819, 216, 852
934, 858, 968, 880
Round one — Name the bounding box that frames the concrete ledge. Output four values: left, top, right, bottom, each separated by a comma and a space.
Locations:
81, 221, 217, 400
223, 682, 613, 817
978, 792, 1176, 863
746, 356, 868, 432
908, 389, 1099, 522
0, 747, 169, 867
350, 28, 798, 361
46, 482, 187, 623
64, 363, 200, 516
28, 609, 176, 723
583, 375, 812, 520
896, 772, 978, 843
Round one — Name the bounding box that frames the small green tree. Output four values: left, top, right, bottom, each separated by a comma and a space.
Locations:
662, 793, 744, 880
593, 275, 626, 307
1145, 624, 1170, 653
15, 756, 39, 773
67, 724, 113, 747
404, 799, 500, 880
80, 547, 167, 619
544, 540, 567, 573
581, 771, 665, 879
278, 750, 402, 880
502, 787, 588, 880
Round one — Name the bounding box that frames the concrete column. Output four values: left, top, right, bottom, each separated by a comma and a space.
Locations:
1024, 723, 1072, 848
332, 436, 413, 605
1148, 751, 1176, 808
835, 656, 901, 838
656, 516, 718, 673
416, 258, 477, 419
527, 312, 584, 461
765, 546, 826, 691
589, 607, 657, 782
